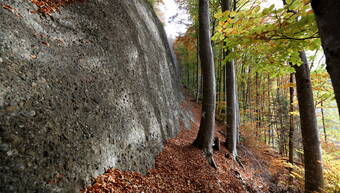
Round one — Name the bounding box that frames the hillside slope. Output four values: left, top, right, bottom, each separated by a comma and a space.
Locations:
82, 93, 293, 193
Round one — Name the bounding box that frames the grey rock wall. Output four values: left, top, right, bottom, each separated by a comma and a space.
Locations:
0, 0, 188, 192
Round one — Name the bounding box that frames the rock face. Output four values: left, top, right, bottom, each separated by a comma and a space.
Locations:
0, 0, 188, 192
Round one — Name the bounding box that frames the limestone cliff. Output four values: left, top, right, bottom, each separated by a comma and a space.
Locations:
0, 0, 189, 192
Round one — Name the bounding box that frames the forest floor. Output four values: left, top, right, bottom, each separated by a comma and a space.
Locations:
81, 91, 296, 193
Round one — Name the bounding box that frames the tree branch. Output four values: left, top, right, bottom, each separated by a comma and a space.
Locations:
269, 35, 320, 41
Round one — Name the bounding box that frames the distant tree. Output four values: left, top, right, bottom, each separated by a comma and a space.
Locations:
311, 0, 340, 116
288, 73, 295, 165
193, 0, 217, 169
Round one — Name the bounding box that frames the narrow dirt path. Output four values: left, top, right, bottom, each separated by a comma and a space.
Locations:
81, 94, 286, 193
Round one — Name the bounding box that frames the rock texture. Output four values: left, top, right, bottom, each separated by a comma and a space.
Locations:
0, 0, 189, 192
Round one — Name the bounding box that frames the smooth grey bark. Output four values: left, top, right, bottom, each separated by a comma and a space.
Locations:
294, 51, 324, 193
256, 73, 260, 139
246, 65, 252, 120
192, 63, 195, 92
196, 49, 200, 102
221, 0, 240, 158
187, 64, 190, 88
236, 87, 240, 145
267, 75, 272, 145
224, 64, 227, 122
193, 0, 216, 157
219, 54, 224, 103
320, 101, 327, 143
281, 1, 324, 190
217, 57, 221, 103
311, 0, 340, 116
277, 78, 286, 155
226, 59, 239, 157
240, 63, 247, 110
195, 27, 200, 102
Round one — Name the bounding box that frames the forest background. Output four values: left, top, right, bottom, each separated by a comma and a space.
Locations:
149, 0, 339, 192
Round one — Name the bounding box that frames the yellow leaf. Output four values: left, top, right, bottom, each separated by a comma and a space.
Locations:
231, 28, 238, 34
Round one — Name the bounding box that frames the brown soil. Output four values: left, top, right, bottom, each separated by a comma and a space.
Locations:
31, 0, 84, 14
81, 93, 290, 193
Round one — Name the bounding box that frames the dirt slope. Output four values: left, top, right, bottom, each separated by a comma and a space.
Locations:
82, 93, 291, 193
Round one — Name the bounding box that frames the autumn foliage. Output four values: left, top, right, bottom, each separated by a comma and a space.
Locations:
31, 0, 84, 14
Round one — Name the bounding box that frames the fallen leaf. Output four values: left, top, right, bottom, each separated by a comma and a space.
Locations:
2, 4, 13, 11
42, 41, 50, 47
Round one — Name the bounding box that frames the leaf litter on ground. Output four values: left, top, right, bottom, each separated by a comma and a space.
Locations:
82, 91, 296, 193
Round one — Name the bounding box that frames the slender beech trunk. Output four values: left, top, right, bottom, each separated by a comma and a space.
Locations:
258, 74, 262, 140
280, 3, 324, 190
225, 58, 239, 157
216, 62, 219, 103
219, 55, 223, 103
311, 0, 340, 116
200, 74, 203, 100
221, 0, 239, 158
211, 19, 216, 46
320, 101, 327, 143
288, 73, 295, 164
267, 75, 272, 145
255, 73, 260, 139
261, 78, 266, 143
187, 65, 190, 88
196, 33, 200, 102
193, 0, 216, 157
246, 65, 252, 119
271, 123, 275, 147
277, 77, 286, 155
217, 57, 222, 103
221, 65, 224, 104
240, 63, 246, 110
295, 51, 324, 192
192, 64, 195, 92
224, 64, 227, 122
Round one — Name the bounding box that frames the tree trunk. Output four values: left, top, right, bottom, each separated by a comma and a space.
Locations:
246, 65, 252, 120
261, 78, 266, 143
217, 56, 222, 103
193, 0, 216, 156
288, 73, 295, 164
256, 73, 260, 139
219, 54, 224, 103
226, 58, 238, 157
240, 63, 247, 110
221, 0, 239, 158
195, 33, 200, 102
187, 64, 190, 89
267, 75, 272, 145
224, 64, 227, 122
320, 101, 327, 143
192, 63, 195, 93
294, 51, 324, 192
311, 0, 340, 116
200, 74, 203, 100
